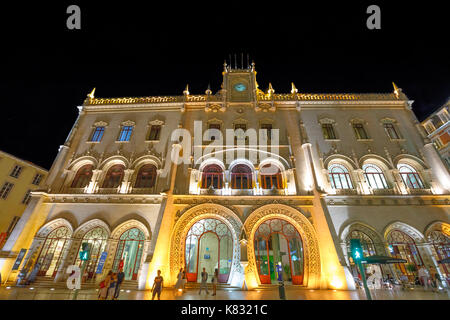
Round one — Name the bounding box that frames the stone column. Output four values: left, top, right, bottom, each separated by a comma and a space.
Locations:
86, 169, 102, 194
54, 239, 76, 282
302, 143, 356, 290
120, 169, 135, 194
423, 143, 450, 193
145, 144, 182, 289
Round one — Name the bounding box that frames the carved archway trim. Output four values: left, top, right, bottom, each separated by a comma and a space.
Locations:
169, 204, 243, 283
424, 221, 450, 238
243, 204, 320, 287
383, 221, 425, 242
110, 219, 151, 240
340, 221, 386, 255
36, 218, 74, 238
73, 219, 111, 239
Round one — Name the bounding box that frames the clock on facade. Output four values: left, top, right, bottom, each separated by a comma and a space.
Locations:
234, 83, 247, 92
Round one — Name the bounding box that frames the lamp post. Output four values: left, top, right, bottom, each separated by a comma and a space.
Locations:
350, 239, 372, 300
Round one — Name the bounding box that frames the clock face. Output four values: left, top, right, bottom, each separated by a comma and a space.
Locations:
234, 83, 247, 92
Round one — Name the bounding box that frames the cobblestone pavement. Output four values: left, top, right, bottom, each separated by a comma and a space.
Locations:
0, 285, 449, 300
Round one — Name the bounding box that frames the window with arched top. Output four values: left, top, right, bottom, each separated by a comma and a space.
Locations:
71, 164, 93, 188
134, 164, 157, 188
328, 164, 353, 189
398, 163, 424, 189
387, 229, 424, 278
260, 164, 283, 189
428, 230, 450, 279
363, 164, 388, 189
102, 164, 125, 188
201, 164, 223, 189
231, 164, 253, 189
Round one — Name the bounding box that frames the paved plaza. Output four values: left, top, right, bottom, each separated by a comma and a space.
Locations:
0, 285, 448, 300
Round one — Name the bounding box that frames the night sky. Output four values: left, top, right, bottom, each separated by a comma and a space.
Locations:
0, 2, 449, 170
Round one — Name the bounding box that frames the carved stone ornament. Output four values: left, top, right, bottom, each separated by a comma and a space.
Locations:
148, 119, 165, 126
93, 121, 109, 127
121, 120, 136, 127
205, 104, 226, 112
255, 103, 276, 112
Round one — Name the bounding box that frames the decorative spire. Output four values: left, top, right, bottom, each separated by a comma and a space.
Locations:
205, 84, 212, 95
183, 84, 190, 96
291, 82, 298, 94
223, 60, 227, 72
87, 87, 96, 99
267, 83, 275, 95
251, 61, 255, 72
392, 82, 402, 98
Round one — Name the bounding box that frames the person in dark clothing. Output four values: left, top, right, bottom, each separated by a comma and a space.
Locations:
113, 268, 125, 300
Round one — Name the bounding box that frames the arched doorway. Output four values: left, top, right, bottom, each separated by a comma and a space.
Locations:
345, 230, 380, 280
112, 227, 145, 280
387, 229, 424, 281
74, 227, 108, 280
185, 218, 233, 283
254, 218, 304, 285
36, 226, 72, 277
428, 230, 450, 285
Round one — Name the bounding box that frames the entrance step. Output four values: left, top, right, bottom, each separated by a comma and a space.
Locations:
182, 283, 241, 291
255, 284, 307, 291
17, 276, 139, 290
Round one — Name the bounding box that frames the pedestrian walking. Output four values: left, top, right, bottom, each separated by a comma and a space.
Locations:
151, 270, 164, 300
429, 267, 440, 293
113, 268, 125, 300
418, 266, 430, 290
198, 267, 209, 295
26, 263, 40, 285
98, 271, 112, 300
211, 268, 218, 296
107, 272, 117, 299
174, 268, 184, 293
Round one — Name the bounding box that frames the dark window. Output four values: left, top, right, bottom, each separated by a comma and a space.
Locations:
384, 123, 400, 139
134, 164, 157, 188
32, 174, 43, 185
90, 126, 105, 142
10, 165, 23, 178
0, 182, 14, 199
260, 164, 283, 189
261, 124, 273, 140
353, 123, 369, 140
148, 125, 161, 141
22, 190, 32, 205
117, 126, 133, 142
201, 164, 223, 189
102, 165, 125, 188
6, 216, 21, 235
71, 164, 93, 188
322, 123, 336, 140
231, 164, 252, 189
208, 124, 221, 141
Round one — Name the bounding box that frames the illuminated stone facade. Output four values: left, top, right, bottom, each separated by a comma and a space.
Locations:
1, 63, 449, 291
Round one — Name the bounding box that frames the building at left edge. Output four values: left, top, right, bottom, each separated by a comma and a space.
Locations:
0, 62, 449, 291
0, 150, 48, 250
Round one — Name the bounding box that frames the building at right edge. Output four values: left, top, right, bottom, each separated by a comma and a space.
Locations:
0, 64, 449, 291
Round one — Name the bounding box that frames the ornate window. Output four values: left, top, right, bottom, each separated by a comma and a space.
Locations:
383, 123, 400, 140
102, 164, 125, 188
185, 218, 233, 283
71, 164, 93, 188
387, 230, 423, 278
201, 164, 223, 189
428, 231, 450, 279
254, 218, 304, 285
117, 124, 133, 142
148, 125, 161, 141
363, 164, 388, 189
322, 123, 336, 140
260, 164, 283, 189
90, 126, 105, 142
260, 123, 273, 140
231, 164, 253, 189
328, 164, 353, 189
112, 228, 146, 280
74, 227, 108, 280
398, 164, 424, 189
134, 164, 157, 188
353, 123, 369, 140
36, 226, 72, 277
208, 123, 221, 141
